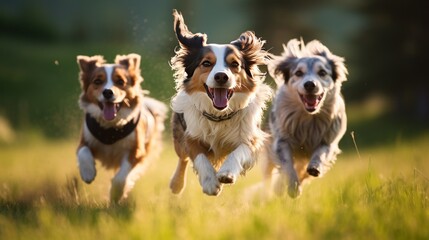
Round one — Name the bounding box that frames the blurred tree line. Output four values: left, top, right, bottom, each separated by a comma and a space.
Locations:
0, 0, 428, 140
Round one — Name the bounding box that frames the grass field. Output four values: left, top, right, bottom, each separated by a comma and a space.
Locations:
0, 36, 428, 239
0, 132, 428, 239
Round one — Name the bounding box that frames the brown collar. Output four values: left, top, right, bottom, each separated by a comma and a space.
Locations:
202, 110, 240, 122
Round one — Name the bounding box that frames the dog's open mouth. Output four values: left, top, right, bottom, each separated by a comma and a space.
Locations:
98, 102, 122, 121
300, 93, 324, 112
204, 84, 234, 110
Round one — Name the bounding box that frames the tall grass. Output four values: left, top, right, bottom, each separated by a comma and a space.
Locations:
0, 134, 428, 239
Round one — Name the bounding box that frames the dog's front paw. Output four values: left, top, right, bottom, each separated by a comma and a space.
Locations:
201, 175, 222, 196
307, 164, 321, 177
217, 157, 242, 184
79, 164, 96, 184
77, 146, 96, 184
287, 182, 302, 198
217, 171, 237, 184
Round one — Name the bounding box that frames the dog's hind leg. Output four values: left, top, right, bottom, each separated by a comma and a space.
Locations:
169, 156, 189, 194
170, 112, 190, 194
260, 138, 277, 195
110, 155, 132, 203
77, 146, 96, 184
261, 155, 276, 197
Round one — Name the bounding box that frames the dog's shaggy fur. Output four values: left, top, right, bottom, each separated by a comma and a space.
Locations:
76, 53, 167, 203
262, 39, 348, 198
169, 10, 272, 196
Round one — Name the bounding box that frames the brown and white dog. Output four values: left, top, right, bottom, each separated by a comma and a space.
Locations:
262, 39, 348, 198
76, 53, 167, 203
169, 10, 273, 196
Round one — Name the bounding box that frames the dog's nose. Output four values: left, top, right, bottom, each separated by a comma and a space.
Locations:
304, 81, 316, 92
102, 89, 114, 99
214, 72, 229, 85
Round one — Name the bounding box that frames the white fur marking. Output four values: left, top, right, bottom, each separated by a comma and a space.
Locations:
104, 64, 115, 90
77, 146, 96, 183
194, 154, 221, 195
206, 44, 235, 89
217, 144, 253, 183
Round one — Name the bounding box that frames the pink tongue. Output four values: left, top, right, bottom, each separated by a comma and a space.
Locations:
213, 88, 228, 109
103, 102, 116, 121
305, 96, 317, 106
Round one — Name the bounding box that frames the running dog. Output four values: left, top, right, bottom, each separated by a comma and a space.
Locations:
169, 10, 272, 196
76, 53, 167, 203
263, 39, 348, 198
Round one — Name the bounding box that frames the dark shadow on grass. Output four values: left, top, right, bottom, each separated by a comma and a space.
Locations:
0, 177, 135, 226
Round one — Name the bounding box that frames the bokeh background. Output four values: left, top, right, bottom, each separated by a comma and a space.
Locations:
0, 0, 428, 147
1, 1, 429, 239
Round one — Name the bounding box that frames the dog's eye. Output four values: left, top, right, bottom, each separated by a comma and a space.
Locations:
116, 79, 125, 86
93, 79, 103, 85
294, 70, 304, 77
230, 61, 240, 68
318, 70, 327, 77
201, 61, 212, 67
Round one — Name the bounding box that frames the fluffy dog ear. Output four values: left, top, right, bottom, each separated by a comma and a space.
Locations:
306, 40, 348, 83
268, 39, 301, 86
115, 53, 141, 72
171, 10, 207, 87
77, 55, 105, 90
268, 54, 296, 86
115, 53, 143, 85
173, 9, 207, 49
77, 55, 105, 73
231, 31, 266, 78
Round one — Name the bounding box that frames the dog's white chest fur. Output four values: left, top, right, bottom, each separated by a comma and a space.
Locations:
172, 84, 272, 153
272, 85, 346, 152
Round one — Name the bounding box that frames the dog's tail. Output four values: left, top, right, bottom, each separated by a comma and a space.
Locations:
144, 97, 168, 134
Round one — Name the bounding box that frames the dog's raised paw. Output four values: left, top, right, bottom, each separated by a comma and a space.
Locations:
307, 166, 320, 177
287, 184, 302, 198
217, 172, 237, 184
218, 175, 234, 184
202, 177, 222, 196
79, 165, 96, 184
202, 180, 223, 196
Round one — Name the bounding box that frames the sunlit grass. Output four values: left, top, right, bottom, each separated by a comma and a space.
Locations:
0, 133, 428, 239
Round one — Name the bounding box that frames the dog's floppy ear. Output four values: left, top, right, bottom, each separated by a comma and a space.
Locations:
268, 39, 301, 86
115, 53, 143, 85
171, 9, 207, 87
306, 40, 348, 83
173, 9, 207, 49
